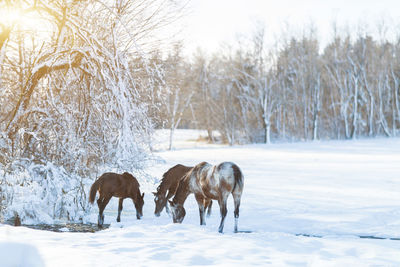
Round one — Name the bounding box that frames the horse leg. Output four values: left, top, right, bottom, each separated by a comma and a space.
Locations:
165, 190, 174, 214
232, 193, 241, 233
194, 194, 206, 225
97, 198, 104, 226
165, 201, 170, 214
205, 199, 212, 217
117, 198, 124, 222
98, 195, 112, 227
218, 197, 228, 233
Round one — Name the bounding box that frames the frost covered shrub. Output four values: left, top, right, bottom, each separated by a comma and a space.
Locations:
1, 161, 93, 224
0, 152, 158, 224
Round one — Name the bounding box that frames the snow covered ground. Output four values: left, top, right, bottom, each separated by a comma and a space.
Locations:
1, 131, 400, 266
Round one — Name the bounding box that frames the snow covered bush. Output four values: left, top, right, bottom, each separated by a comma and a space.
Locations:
1, 162, 90, 224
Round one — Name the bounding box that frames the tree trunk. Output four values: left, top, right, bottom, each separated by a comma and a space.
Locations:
265, 121, 271, 144
351, 77, 359, 139
168, 127, 174, 150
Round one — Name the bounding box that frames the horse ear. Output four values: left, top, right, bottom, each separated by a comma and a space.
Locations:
142, 192, 145, 198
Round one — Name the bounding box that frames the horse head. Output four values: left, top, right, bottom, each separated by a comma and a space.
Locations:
153, 192, 167, 217
135, 192, 145, 219
168, 200, 186, 223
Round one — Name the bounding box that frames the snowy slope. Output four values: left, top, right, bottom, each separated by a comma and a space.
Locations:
1, 131, 400, 266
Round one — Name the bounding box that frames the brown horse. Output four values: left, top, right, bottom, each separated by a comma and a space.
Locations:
169, 161, 244, 233
89, 172, 144, 226
153, 164, 212, 217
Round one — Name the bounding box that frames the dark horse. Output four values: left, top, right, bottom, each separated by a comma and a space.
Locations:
153, 164, 212, 217
89, 172, 144, 226
169, 162, 244, 233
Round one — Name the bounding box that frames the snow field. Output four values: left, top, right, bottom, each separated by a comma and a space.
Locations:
1, 131, 400, 266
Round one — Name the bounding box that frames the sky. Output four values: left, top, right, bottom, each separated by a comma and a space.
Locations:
180, 0, 400, 54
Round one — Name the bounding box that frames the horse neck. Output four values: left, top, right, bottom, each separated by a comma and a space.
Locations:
156, 175, 170, 195
129, 185, 140, 201
158, 165, 190, 195
172, 177, 190, 205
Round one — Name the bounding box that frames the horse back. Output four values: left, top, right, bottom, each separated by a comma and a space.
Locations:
204, 162, 243, 197
98, 172, 139, 198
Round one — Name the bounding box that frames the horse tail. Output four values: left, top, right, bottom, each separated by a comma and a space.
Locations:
232, 164, 244, 192
89, 178, 102, 204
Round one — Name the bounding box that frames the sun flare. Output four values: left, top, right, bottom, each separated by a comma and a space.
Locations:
0, 5, 51, 34
0, 7, 21, 26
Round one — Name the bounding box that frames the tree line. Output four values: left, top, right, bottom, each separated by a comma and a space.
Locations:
154, 26, 400, 146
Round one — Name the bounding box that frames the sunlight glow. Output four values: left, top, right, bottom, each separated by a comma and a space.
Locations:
0, 7, 24, 27
0, 6, 50, 33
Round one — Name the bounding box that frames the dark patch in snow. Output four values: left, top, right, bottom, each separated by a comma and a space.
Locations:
4, 220, 109, 233
296, 233, 400, 241
359, 235, 400, 241
235, 230, 253, 233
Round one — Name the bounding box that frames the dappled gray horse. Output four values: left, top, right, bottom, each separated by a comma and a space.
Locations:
169, 161, 244, 233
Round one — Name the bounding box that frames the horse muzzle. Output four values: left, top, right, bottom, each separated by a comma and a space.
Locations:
173, 218, 183, 224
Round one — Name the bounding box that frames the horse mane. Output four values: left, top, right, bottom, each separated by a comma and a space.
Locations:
157, 164, 190, 194
193, 162, 210, 179
188, 162, 207, 177
196, 162, 209, 169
